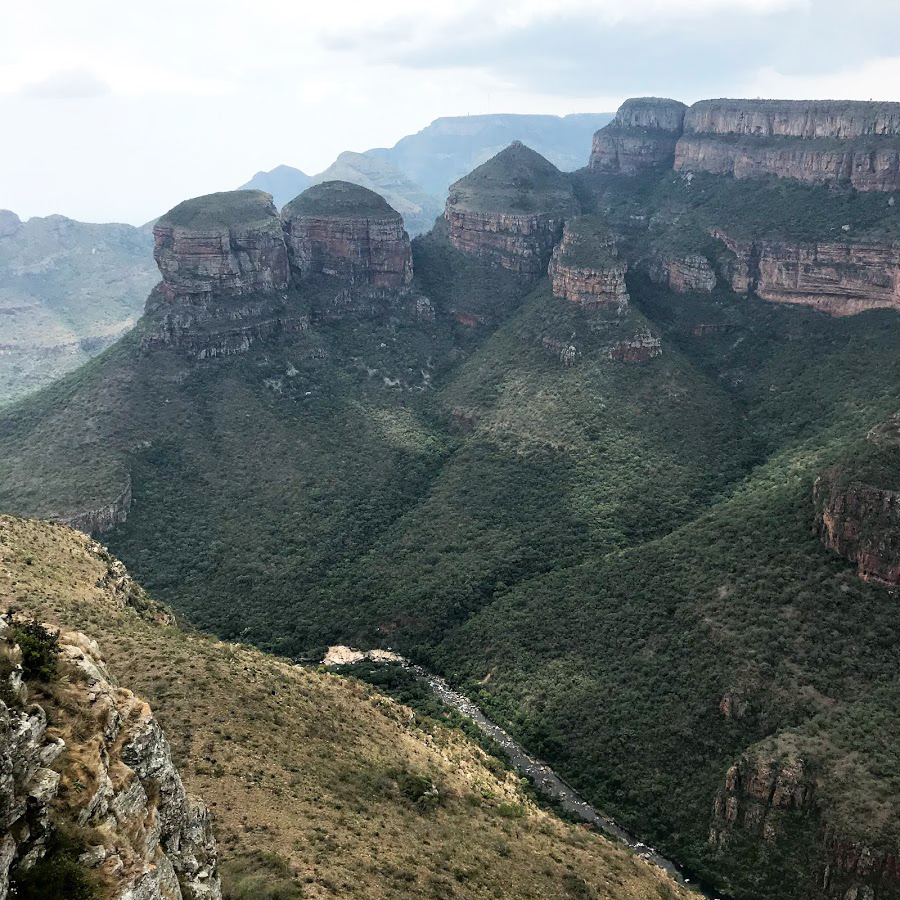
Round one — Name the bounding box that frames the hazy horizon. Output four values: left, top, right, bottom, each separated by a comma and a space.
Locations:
2, 0, 898, 225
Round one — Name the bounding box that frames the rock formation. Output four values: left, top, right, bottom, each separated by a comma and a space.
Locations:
814, 469, 900, 585
0, 616, 220, 900
675, 100, 900, 191
282, 180, 413, 299
647, 252, 717, 293
63, 473, 132, 536
444, 142, 579, 278
548, 216, 629, 311
0, 211, 22, 240
608, 330, 662, 363
714, 229, 900, 315
589, 99, 687, 174
144, 190, 308, 356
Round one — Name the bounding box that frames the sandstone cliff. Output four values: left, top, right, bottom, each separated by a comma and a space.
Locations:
675, 99, 900, 191
282, 180, 413, 317
0, 615, 220, 900
647, 252, 717, 293
444, 142, 579, 278
714, 229, 900, 315
548, 216, 629, 311
144, 190, 309, 356
589, 98, 687, 174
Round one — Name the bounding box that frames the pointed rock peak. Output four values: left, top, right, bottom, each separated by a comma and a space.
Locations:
157, 190, 279, 230
0, 209, 22, 239
283, 180, 401, 219
447, 142, 579, 216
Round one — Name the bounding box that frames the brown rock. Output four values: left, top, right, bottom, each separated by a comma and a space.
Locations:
648, 253, 717, 293
609, 331, 662, 363
590, 98, 687, 174
675, 100, 900, 191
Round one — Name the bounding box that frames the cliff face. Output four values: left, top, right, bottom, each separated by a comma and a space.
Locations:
63, 473, 132, 536
0, 616, 220, 900
589, 99, 687, 174
814, 470, 900, 585
549, 217, 629, 311
0, 211, 22, 240
444, 142, 579, 279
609, 330, 662, 363
714, 229, 900, 315
675, 100, 900, 191
647, 252, 717, 293
282, 181, 413, 295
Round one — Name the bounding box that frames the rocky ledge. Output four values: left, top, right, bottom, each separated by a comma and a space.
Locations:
647, 252, 717, 293
714, 229, 900, 315
548, 216, 629, 311
445, 142, 579, 279
0, 616, 220, 900
589, 98, 687, 174
675, 99, 900, 191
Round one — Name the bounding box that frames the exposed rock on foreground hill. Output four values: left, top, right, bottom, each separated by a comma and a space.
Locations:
0, 616, 220, 900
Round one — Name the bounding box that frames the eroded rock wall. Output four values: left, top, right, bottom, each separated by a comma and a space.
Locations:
549, 222, 629, 311
589, 98, 687, 174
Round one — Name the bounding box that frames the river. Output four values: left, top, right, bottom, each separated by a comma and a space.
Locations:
324, 646, 722, 898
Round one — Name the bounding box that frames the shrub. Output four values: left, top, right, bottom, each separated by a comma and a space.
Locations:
10, 829, 101, 900
11, 622, 59, 681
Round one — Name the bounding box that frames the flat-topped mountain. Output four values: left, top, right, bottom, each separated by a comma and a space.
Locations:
589, 98, 687, 173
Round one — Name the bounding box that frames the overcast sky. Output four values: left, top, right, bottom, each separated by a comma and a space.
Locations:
1, 0, 898, 225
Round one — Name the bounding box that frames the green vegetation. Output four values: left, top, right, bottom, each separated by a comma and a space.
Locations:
158, 190, 278, 229
11, 620, 59, 681
221, 851, 305, 900
283, 180, 400, 219
447, 142, 580, 215
554, 215, 620, 268
10, 829, 101, 900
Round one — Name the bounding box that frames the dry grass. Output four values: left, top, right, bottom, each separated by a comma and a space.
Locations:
0, 514, 690, 900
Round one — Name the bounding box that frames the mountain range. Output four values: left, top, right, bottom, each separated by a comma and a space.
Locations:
3, 96, 900, 900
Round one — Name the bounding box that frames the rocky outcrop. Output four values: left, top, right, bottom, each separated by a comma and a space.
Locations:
549, 217, 629, 311
675, 100, 900, 191
714, 229, 900, 315
814, 470, 900, 585
64, 473, 132, 535
589, 99, 687, 174
540, 336, 577, 367
647, 252, 717, 293
282, 181, 413, 291
0, 211, 22, 240
445, 142, 579, 278
709, 750, 814, 848
0, 617, 220, 900
609, 331, 662, 363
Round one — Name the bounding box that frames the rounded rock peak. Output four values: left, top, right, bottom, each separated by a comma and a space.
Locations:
446, 141, 579, 216
0, 209, 23, 239
614, 98, 687, 132
282, 181, 401, 220
157, 190, 279, 231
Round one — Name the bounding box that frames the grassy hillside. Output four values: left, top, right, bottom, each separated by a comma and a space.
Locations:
0, 212, 155, 405
0, 514, 690, 900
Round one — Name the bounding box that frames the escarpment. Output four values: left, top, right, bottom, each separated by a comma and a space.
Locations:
675, 99, 900, 191
589, 98, 687, 174
0, 616, 220, 900
714, 229, 900, 315
648, 252, 717, 293
548, 216, 629, 311
444, 142, 579, 278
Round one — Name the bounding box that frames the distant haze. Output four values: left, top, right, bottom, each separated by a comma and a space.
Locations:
1, 0, 898, 224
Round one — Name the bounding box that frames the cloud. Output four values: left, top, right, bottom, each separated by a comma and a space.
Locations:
18, 68, 111, 100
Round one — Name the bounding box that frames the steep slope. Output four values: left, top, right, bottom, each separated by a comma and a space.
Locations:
367, 112, 613, 197
0, 515, 691, 900
0, 211, 155, 405
309, 152, 442, 236
237, 165, 312, 208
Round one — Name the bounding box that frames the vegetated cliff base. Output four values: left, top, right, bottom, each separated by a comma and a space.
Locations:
714, 229, 900, 315
674, 100, 900, 191
589, 98, 687, 174
444, 142, 579, 278
0, 614, 220, 900
144, 183, 416, 356
0, 516, 692, 900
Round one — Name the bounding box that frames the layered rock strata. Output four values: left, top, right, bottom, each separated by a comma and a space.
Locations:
647, 252, 717, 293
445, 142, 579, 278
675, 99, 900, 191
814, 470, 900, 585
0, 617, 220, 900
714, 229, 900, 315
549, 217, 629, 311
589, 99, 687, 174
609, 331, 662, 363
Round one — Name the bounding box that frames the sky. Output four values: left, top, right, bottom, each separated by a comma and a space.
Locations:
1, 0, 898, 225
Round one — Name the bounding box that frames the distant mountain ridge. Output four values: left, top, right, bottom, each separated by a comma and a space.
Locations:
238, 164, 312, 208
